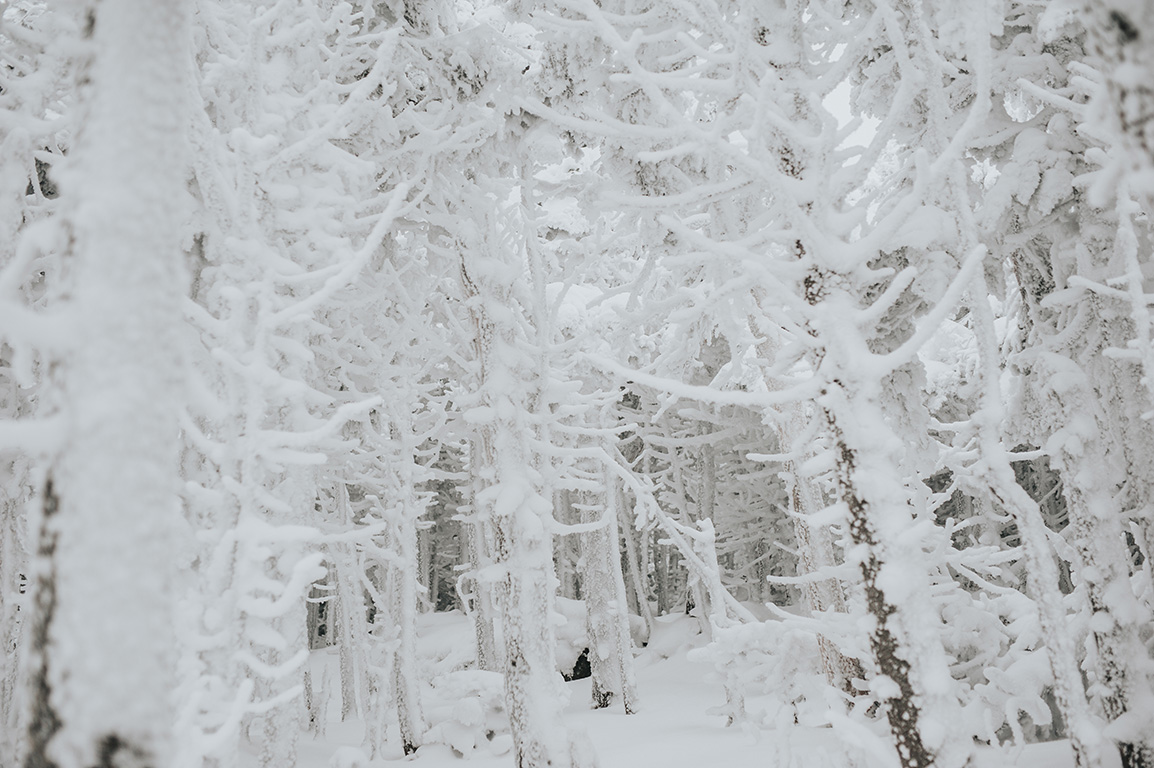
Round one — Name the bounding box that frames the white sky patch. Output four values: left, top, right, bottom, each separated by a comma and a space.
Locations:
824, 79, 880, 153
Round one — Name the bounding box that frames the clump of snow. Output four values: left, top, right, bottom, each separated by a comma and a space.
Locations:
422, 670, 510, 758
691, 618, 837, 729
418, 610, 479, 677
919, 316, 978, 418
644, 613, 706, 660
553, 596, 590, 675
325, 745, 368, 768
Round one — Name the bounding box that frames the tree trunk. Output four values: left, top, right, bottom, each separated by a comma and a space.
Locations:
465, 481, 501, 673
331, 485, 361, 724
24, 1, 190, 765
460, 232, 578, 766
389, 486, 426, 755
617, 489, 654, 639
556, 490, 581, 600
0, 463, 28, 762
822, 393, 961, 768
579, 472, 638, 713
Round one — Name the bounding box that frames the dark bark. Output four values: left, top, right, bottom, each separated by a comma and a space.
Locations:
828, 423, 936, 768
95, 734, 151, 768
24, 480, 60, 768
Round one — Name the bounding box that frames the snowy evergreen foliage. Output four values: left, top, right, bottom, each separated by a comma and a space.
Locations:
0, 1, 1152, 768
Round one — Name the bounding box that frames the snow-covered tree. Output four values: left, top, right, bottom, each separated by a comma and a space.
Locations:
3, 2, 1154, 767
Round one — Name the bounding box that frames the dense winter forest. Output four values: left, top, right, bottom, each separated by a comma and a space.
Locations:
1, 0, 1153, 767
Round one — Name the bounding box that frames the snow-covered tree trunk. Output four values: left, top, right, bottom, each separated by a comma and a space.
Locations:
556, 490, 580, 601
329, 485, 363, 724
459, 192, 581, 766
253, 474, 315, 768
821, 400, 939, 768
382, 438, 428, 756
0, 466, 28, 761
464, 474, 502, 673
389, 532, 425, 755
617, 489, 654, 636
692, 439, 719, 634
0, 9, 71, 756
578, 470, 637, 713
24, 2, 190, 766
607, 476, 640, 709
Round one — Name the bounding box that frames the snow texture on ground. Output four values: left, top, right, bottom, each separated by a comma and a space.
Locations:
242, 611, 1098, 768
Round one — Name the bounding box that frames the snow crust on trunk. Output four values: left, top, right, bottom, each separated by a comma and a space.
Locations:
34, 1, 191, 766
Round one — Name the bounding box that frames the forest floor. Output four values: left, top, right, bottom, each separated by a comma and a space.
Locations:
243, 611, 1098, 768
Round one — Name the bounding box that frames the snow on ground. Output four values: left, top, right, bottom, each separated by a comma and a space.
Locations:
243, 611, 1091, 768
